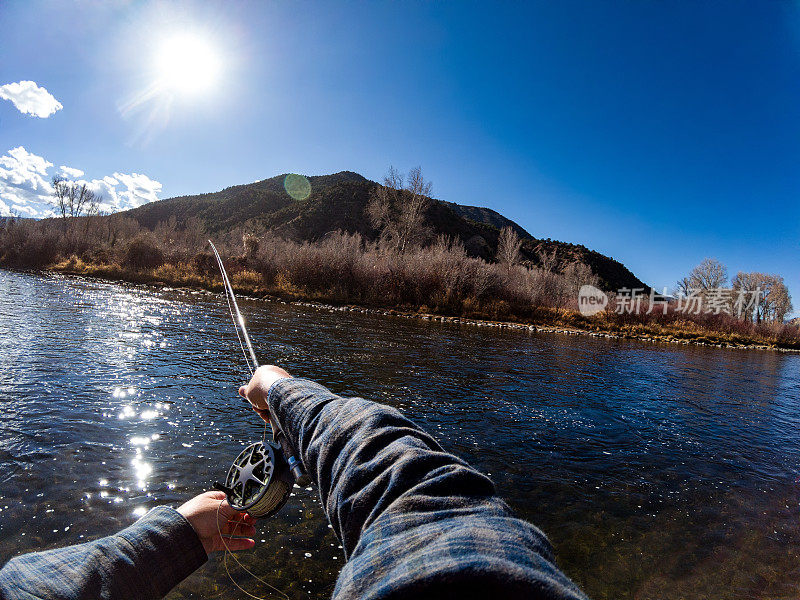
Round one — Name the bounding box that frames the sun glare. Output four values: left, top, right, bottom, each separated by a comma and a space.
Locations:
155, 33, 220, 95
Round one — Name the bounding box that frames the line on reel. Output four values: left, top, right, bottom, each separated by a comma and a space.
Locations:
214, 442, 293, 519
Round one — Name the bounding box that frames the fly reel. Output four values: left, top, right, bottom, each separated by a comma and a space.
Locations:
215, 441, 294, 518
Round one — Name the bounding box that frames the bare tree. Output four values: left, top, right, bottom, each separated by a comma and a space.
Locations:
496, 226, 522, 271
536, 247, 559, 273
751, 273, 792, 323
396, 166, 432, 253
763, 275, 793, 322
562, 261, 598, 296
243, 232, 259, 257
366, 169, 397, 233
366, 166, 433, 253
687, 258, 728, 292
51, 176, 100, 222
731, 271, 760, 321
732, 271, 793, 323
74, 185, 98, 218
52, 176, 70, 222
675, 276, 691, 297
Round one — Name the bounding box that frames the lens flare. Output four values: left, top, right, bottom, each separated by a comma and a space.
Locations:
284, 174, 312, 201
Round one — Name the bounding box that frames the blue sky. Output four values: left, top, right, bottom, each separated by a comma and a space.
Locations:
0, 1, 798, 310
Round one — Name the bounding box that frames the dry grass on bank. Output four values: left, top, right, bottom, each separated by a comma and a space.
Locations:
2, 216, 798, 350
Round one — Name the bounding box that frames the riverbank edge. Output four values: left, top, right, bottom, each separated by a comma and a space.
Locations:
16, 262, 800, 354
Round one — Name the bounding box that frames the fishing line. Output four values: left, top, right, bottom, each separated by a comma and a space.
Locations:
216, 500, 290, 600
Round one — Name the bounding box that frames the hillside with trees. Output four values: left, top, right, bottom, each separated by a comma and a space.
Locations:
122, 170, 647, 292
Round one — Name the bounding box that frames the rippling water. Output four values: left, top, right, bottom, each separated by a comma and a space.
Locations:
1, 269, 799, 599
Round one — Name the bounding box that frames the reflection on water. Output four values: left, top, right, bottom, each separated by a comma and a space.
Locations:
1, 269, 799, 599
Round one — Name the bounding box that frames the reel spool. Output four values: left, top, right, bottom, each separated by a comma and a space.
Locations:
216, 441, 294, 518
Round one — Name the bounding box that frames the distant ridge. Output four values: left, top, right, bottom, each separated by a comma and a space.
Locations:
442, 201, 533, 240
122, 171, 648, 292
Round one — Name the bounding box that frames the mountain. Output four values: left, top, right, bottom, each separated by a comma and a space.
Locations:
123, 171, 648, 292
441, 202, 532, 240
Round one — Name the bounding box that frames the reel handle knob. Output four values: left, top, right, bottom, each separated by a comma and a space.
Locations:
287, 455, 310, 486
212, 481, 235, 497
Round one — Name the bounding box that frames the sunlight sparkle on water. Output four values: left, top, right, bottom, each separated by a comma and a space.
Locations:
131, 457, 153, 490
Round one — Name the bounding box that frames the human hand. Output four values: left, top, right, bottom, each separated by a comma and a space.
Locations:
238, 365, 292, 422
176, 490, 257, 555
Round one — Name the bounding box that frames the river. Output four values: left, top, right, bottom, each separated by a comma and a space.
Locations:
0, 269, 799, 599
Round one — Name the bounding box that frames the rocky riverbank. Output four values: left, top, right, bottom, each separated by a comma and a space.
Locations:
37, 261, 800, 354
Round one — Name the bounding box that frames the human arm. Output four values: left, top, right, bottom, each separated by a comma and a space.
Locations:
0, 491, 256, 600
240, 366, 588, 600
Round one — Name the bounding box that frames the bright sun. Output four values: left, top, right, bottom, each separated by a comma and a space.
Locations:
155, 33, 221, 95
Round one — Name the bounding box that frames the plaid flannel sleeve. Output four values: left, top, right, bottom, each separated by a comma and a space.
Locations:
0, 506, 207, 600
268, 377, 588, 600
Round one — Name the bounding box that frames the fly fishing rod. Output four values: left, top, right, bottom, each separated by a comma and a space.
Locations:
208, 240, 308, 518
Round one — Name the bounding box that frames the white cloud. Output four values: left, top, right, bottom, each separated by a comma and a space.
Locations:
0, 146, 162, 217
0, 146, 55, 217
86, 172, 162, 213
0, 81, 63, 118
58, 165, 84, 178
